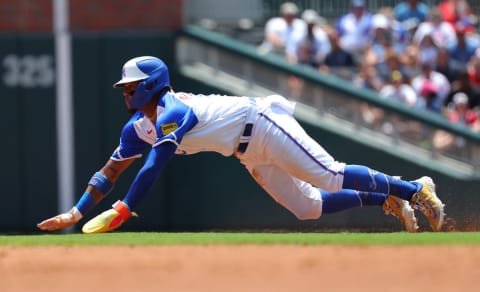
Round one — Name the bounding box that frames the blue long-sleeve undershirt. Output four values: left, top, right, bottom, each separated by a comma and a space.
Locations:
122, 142, 177, 210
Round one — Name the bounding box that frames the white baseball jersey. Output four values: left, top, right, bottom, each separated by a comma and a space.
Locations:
111, 92, 346, 220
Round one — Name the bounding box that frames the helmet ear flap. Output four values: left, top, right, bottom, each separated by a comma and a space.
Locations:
144, 76, 156, 90
130, 80, 150, 109
130, 69, 168, 109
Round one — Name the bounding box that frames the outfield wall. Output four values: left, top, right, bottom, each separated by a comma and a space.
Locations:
0, 33, 478, 232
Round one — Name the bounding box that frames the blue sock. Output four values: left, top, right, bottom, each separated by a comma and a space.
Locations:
320, 189, 387, 214
342, 165, 419, 201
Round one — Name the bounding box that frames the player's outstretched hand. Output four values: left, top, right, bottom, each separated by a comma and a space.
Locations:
37, 207, 83, 231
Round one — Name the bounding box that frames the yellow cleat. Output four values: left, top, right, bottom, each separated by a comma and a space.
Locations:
411, 176, 445, 232
82, 200, 137, 234
383, 195, 418, 233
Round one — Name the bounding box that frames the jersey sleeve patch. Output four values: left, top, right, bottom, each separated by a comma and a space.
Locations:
161, 122, 178, 135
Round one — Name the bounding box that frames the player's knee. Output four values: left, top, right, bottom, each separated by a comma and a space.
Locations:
286, 185, 323, 220
290, 205, 322, 220
319, 184, 340, 193
317, 172, 344, 193
294, 211, 320, 220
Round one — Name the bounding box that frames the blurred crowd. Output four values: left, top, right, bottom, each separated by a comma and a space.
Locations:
258, 0, 480, 149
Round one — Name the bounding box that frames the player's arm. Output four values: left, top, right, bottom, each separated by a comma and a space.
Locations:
118, 139, 177, 208
117, 99, 198, 209
80, 141, 177, 234
37, 114, 149, 232
36, 158, 135, 231
80, 97, 198, 233
81, 108, 198, 233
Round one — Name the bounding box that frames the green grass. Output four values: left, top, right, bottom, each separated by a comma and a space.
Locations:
1, 232, 480, 246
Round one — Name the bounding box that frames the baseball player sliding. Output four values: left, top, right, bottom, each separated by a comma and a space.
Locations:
38, 56, 445, 234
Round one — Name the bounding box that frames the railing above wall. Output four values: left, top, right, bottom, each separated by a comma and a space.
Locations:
176, 25, 480, 178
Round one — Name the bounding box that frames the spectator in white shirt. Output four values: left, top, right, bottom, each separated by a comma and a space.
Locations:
412, 59, 451, 112
286, 9, 331, 68
416, 34, 439, 69
260, 2, 306, 55
413, 7, 457, 49
335, 0, 372, 57
380, 70, 418, 107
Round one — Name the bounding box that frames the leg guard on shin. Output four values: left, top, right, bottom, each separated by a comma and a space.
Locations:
342, 165, 417, 201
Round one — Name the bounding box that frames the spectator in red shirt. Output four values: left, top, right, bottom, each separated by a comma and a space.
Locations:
433, 92, 480, 151
467, 51, 480, 94
438, 0, 476, 33
446, 92, 479, 126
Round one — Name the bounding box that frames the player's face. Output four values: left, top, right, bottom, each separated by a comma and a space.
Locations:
123, 81, 140, 112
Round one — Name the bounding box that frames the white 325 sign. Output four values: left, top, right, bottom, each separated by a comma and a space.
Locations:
2, 54, 55, 88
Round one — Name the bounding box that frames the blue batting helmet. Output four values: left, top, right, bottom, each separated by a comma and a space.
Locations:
113, 56, 170, 109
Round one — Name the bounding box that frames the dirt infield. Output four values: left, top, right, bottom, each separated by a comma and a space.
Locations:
1, 245, 479, 292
